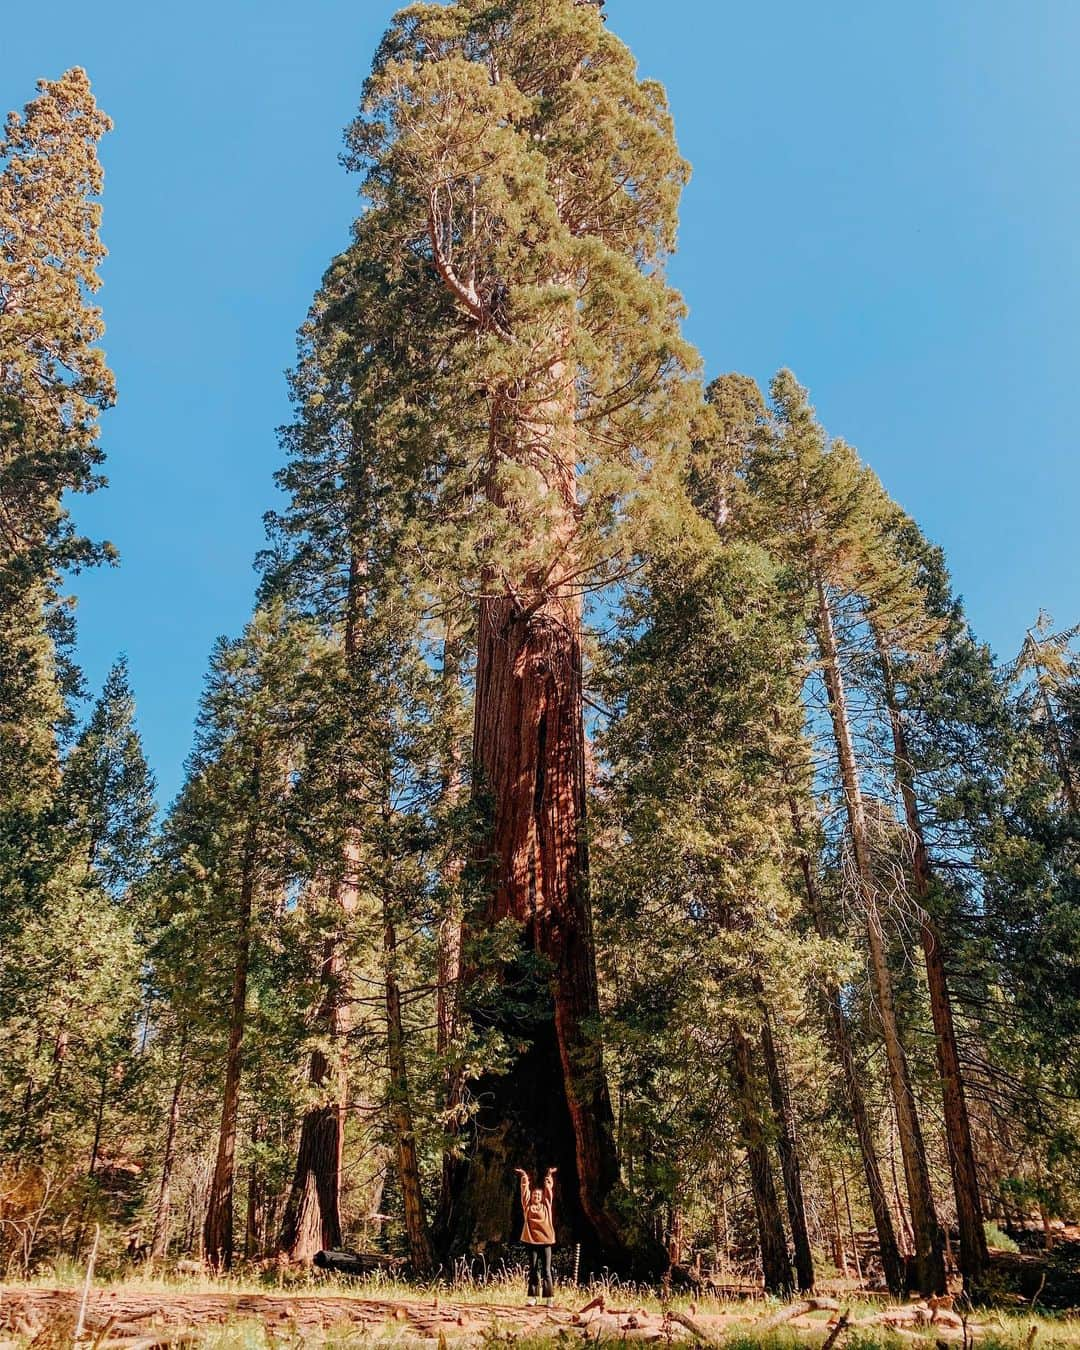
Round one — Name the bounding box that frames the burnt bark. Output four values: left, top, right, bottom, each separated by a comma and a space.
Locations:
277, 1100, 344, 1261
204, 742, 262, 1271
815, 582, 945, 1296
730, 1023, 794, 1296
875, 631, 988, 1291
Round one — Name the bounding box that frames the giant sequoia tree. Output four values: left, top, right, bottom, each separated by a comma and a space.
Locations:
349, 0, 696, 1269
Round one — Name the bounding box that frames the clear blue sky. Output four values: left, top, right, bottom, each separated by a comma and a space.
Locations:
5, 1, 1077, 807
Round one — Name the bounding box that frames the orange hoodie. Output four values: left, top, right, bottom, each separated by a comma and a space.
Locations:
519, 1170, 556, 1245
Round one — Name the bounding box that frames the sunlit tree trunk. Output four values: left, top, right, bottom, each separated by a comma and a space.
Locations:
815, 581, 945, 1296
730, 1024, 794, 1295
204, 742, 262, 1270
759, 1008, 814, 1290
875, 630, 988, 1291
151, 1041, 186, 1261
783, 768, 906, 1294
385, 908, 436, 1274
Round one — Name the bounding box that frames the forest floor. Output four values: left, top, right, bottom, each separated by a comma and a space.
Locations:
2, 1275, 1080, 1350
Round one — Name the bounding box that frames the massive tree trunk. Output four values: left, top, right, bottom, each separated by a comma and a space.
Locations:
446, 372, 660, 1273
876, 632, 988, 1292
204, 743, 262, 1271
759, 1008, 815, 1291
730, 1023, 794, 1296
385, 910, 436, 1274
782, 757, 906, 1294
815, 582, 945, 1296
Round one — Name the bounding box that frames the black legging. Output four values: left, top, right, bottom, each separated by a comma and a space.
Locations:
526, 1243, 553, 1298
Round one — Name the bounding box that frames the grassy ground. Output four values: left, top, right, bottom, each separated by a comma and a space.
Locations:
1, 1269, 1078, 1348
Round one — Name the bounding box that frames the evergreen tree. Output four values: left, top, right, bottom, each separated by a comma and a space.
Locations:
61, 656, 157, 897
595, 500, 816, 1293
0, 67, 115, 933
348, 0, 698, 1271
748, 370, 947, 1296
0, 67, 115, 583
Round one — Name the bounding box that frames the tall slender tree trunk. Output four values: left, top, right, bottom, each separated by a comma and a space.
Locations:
88, 1065, 108, 1177
825, 1161, 848, 1277
759, 1007, 814, 1290
815, 581, 945, 1296
783, 769, 906, 1294
730, 1024, 794, 1295
449, 374, 659, 1273
875, 630, 988, 1291
840, 1158, 863, 1283
435, 631, 466, 1236
889, 1118, 915, 1255
152, 1045, 185, 1261
277, 862, 356, 1261
204, 743, 262, 1271
385, 908, 436, 1274
279, 555, 365, 1263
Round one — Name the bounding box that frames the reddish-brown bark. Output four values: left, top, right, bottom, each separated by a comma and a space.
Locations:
444, 366, 660, 1272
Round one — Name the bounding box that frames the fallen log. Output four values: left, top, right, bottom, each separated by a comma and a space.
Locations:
313, 1248, 406, 1276
755, 1298, 842, 1331
665, 1308, 721, 1345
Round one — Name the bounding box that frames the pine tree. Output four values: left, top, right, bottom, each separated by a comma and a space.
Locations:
594, 489, 817, 1292
149, 606, 314, 1269
748, 370, 947, 1296
694, 373, 906, 1292
61, 656, 156, 897
262, 239, 462, 1264
0, 67, 115, 582
0, 67, 115, 936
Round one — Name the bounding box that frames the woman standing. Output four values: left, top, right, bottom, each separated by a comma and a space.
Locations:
515, 1166, 557, 1305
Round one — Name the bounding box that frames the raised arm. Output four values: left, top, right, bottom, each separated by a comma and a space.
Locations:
517, 1168, 531, 1208
543, 1167, 556, 1203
